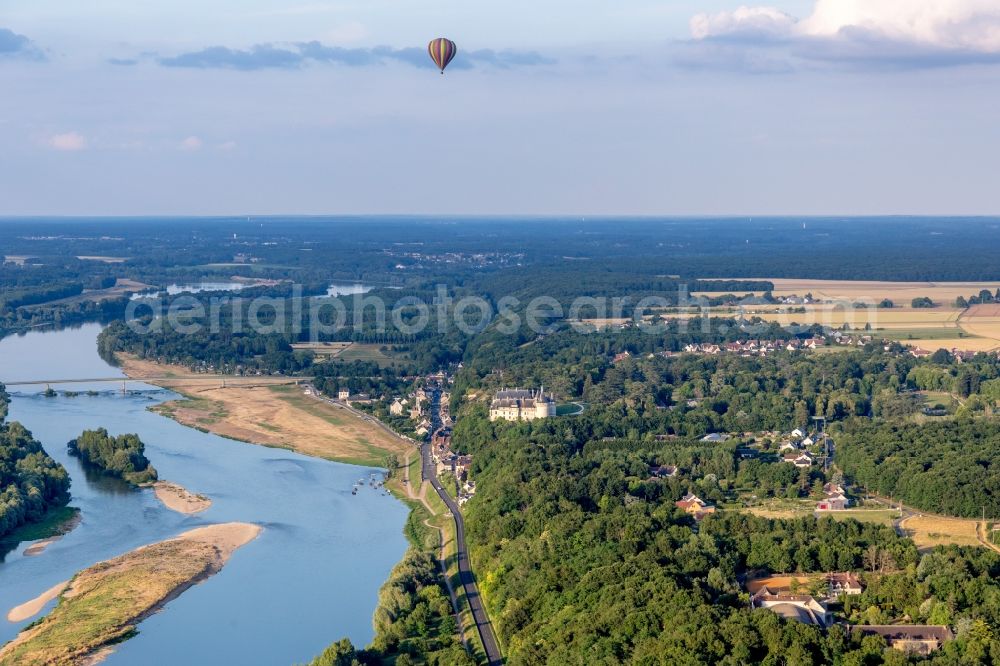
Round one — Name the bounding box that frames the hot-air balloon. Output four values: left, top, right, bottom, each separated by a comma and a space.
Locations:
428, 38, 457, 74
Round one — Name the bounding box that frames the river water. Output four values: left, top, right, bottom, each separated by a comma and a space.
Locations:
0, 324, 409, 664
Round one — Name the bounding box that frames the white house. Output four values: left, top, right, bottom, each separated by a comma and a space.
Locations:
783, 452, 814, 468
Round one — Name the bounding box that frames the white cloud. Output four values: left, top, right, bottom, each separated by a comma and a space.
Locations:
690, 6, 797, 40
47, 132, 87, 151
219, 140, 238, 151
690, 0, 1000, 51
687, 0, 1000, 69
179, 135, 203, 151
800, 0, 1000, 51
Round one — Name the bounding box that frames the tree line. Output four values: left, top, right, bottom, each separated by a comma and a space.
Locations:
0, 384, 71, 539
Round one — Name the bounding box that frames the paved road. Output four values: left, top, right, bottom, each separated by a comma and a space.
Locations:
421, 441, 503, 665
308, 384, 502, 663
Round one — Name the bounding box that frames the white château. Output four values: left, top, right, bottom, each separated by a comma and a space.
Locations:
489, 387, 556, 422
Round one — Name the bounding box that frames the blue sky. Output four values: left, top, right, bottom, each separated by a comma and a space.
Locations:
1, 0, 999, 216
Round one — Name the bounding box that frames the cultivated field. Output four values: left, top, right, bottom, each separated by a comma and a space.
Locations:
687, 279, 1000, 352
744, 504, 898, 526
747, 279, 1000, 303
743, 304, 965, 330
956, 306, 1000, 350
694, 291, 765, 298
967, 304, 1000, 317
575, 279, 1000, 352
899, 514, 982, 551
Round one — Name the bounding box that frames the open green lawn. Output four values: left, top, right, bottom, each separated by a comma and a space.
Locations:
918, 391, 958, 408
823, 510, 899, 526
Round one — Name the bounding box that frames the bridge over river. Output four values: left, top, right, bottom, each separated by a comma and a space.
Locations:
2, 376, 304, 389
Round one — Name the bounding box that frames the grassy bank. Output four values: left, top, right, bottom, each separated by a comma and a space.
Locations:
119, 354, 407, 468
0, 506, 79, 549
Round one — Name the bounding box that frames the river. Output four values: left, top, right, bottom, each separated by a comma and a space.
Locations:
0, 324, 409, 665
128, 282, 380, 299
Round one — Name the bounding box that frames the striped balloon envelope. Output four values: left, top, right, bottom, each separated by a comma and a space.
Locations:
428, 38, 457, 74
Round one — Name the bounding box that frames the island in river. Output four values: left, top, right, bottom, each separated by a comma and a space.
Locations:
0, 523, 261, 666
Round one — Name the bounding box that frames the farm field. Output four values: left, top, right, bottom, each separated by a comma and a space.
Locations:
821, 510, 900, 526
906, 337, 999, 352
724, 303, 1000, 351
899, 514, 982, 551
690, 281, 1000, 346
743, 505, 898, 526
578, 279, 1000, 352
694, 291, 766, 298
744, 279, 1000, 303
956, 306, 1000, 350
741, 304, 964, 329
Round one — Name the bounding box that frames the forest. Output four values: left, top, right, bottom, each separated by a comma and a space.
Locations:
0, 385, 71, 539
447, 404, 1000, 665
67, 428, 158, 485
835, 420, 1000, 518
429, 317, 1000, 664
